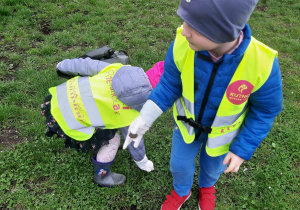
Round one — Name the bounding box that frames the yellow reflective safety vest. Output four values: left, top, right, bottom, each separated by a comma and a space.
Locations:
173, 26, 278, 156
49, 63, 139, 141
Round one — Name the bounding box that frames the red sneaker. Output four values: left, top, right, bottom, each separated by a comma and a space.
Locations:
198, 186, 216, 210
161, 190, 191, 210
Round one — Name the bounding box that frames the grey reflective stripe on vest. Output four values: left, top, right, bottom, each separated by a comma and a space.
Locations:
211, 103, 248, 127
207, 127, 241, 148
182, 96, 195, 115
175, 98, 194, 135
208, 104, 248, 149
77, 77, 104, 128
56, 82, 94, 134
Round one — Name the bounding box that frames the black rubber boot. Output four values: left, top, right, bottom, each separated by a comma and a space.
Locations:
91, 155, 126, 187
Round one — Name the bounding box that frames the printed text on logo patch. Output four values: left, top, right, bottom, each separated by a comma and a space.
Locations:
226, 80, 254, 105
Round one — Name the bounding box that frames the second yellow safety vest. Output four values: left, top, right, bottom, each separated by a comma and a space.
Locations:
172, 26, 278, 156
49, 63, 139, 141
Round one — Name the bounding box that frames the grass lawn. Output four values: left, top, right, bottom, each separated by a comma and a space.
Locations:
0, 0, 299, 209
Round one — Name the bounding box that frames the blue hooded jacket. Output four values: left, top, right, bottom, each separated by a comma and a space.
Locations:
149, 24, 283, 160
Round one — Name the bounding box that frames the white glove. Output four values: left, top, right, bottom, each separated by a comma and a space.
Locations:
123, 100, 163, 149
123, 115, 149, 149
134, 155, 154, 172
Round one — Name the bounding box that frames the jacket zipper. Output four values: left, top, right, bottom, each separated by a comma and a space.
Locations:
196, 54, 223, 139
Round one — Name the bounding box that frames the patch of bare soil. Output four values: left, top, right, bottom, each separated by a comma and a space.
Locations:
0, 128, 26, 148
40, 19, 52, 35
256, 5, 267, 12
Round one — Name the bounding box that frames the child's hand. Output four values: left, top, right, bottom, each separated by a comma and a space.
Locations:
223, 152, 245, 173
123, 115, 150, 149
135, 155, 154, 172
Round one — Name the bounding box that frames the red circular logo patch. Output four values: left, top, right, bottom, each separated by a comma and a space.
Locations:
226, 80, 254, 105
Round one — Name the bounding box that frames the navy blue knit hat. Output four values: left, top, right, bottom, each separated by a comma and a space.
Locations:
177, 0, 258, 43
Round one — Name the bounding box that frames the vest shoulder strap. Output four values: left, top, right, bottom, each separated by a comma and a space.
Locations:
243, 37, 278, 93
173, 26, 193, 73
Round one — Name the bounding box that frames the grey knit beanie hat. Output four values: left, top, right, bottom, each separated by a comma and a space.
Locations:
177, 0, 258, 43
112, 66, 152, 112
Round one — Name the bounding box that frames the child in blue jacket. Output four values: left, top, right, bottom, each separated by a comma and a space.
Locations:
123, 0, 283, 209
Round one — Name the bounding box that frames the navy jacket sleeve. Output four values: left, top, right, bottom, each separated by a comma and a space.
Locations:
148, 42, 183, 112
229, 57, 283, 160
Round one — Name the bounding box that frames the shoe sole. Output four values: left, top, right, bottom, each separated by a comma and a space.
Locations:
161, 192, 191, 210
97, 182, 125, 188
94, 180, 126, 188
